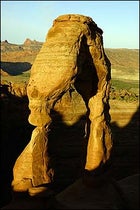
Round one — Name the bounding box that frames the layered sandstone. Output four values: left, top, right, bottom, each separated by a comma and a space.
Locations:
12, 14, 112, 192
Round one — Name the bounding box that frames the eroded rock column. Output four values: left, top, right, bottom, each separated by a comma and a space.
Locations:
12, 126, 53, 191
84, 25, 113, 172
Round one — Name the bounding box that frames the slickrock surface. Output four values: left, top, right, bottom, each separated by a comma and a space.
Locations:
54, 174, 139, 209
118, 174, 139, 209
2, 174, 139, 209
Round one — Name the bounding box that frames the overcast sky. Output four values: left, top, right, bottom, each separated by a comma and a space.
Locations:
1, 1, 139, 49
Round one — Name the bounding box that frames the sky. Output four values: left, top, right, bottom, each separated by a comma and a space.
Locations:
1, 1, 139, 49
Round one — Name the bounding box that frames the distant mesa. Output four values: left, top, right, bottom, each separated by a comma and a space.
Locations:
1, 38, 43, 53
1, 38, 42, 46
23, 38, 42, 46
23, 38, 34, 45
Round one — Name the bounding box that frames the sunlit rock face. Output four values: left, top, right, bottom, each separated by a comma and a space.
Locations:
12, 14, 112, 192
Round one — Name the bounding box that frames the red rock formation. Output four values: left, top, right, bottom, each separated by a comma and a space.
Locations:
12, 14, 113, 192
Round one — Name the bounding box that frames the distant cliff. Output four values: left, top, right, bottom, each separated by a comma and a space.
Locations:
1, 39, 43, 53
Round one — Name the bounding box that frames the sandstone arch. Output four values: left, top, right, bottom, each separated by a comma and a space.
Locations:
12, 14, 113, 192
